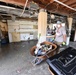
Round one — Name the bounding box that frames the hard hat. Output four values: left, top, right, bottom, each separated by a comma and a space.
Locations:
57, 21, 61, 24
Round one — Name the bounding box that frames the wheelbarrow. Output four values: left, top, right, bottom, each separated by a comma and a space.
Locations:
30, 41, 59, 65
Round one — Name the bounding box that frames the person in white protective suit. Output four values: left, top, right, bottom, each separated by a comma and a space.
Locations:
54, 21, 67, 45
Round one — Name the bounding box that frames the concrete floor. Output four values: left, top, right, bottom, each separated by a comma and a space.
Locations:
0, 41, 76, 75
0, 40, 51, 75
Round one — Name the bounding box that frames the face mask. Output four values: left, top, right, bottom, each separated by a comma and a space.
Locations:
57, 25, 60, 28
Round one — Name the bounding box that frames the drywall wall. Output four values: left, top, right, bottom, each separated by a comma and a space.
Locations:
7, 20, 38, 42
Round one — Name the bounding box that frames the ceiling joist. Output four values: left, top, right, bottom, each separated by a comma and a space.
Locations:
0, 0, 76, 18
54, 0, 76, 11
0, 0, 27, 6
63, 0, 76, 5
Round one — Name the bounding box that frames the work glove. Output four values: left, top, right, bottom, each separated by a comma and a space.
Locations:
62, 42, 66, 45
50, 38, 54, 43
52, 38, 55, 40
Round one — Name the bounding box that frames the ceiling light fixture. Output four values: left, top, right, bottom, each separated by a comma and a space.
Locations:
50, 14, 55, 19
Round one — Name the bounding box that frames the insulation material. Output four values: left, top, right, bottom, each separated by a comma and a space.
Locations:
67, 18, 73, 31
38, 11, 47, 38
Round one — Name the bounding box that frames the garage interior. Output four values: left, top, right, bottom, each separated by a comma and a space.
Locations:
0, 0, 76, 75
